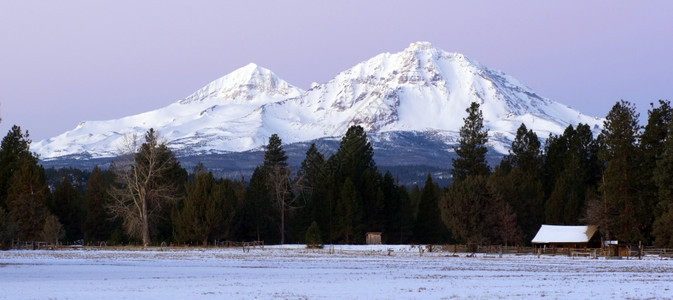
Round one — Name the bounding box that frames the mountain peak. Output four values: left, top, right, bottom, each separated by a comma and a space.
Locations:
230, 63, 267, 82
240, 62, 260, 71
406, 41, 434, 51
179, 63, 303, 104
33, 42, 603, 160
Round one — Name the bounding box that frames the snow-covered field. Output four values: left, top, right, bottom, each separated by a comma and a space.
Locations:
1, 245, 672, 299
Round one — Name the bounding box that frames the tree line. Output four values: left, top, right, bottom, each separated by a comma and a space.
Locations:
1, 99, 673, 249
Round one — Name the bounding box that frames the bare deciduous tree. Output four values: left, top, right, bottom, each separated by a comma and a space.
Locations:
108, 129, 179, 247
581, 191, 613, 240
41, 215, 64, 246
268, 165, 305, 244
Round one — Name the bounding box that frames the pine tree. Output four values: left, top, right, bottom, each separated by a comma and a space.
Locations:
360, 168, 384, 233
83, 166, 113, 243
290, 144, 325, 243
334, 125, 375, 187
173, 170, 234, 246
501, 124, 544, 241
441, 175, 493, 245
506, 124, 542, 172
452, 102, 490, 182
0, 125, 35, 209
543, 124, 600, 225
336, 178, 361, 244
396, 186, 415, 244
0, 206, 18, 249
49, 176, 84, 243
305, 221, 323, 249
414, 174, 444, 244
653, 106, 673, 247
382, 171, 400, 243
598, 100, 642, 242
262, 134, 300, 244
542, 131, 569, 199
6, 158, 51, 241
408, 184, 421, 219
239, 166, 277, 243
264, 133, 288, 168
323, 125, 379, 244
638, 100, 671, 243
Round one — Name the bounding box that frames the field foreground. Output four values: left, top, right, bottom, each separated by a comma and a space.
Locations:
1, 245, 672, 299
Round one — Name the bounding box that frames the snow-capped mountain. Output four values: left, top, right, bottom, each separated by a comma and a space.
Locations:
34, 63, 304, 158
33, 42, 602, 161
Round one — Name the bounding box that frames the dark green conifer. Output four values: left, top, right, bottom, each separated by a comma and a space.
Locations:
49, 176, 84, 243
597, 100, 642, 242
83, 166, 113, 243
452, 102, 490, 182
0, 125, 36, 209
336, 178, 361, 244
414, 174, 444, 244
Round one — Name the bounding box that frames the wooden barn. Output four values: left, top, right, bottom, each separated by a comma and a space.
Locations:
531, 225, 602, 250
366, 232, 382, 245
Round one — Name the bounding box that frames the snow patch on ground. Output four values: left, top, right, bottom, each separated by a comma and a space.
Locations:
1, 246, 671, 299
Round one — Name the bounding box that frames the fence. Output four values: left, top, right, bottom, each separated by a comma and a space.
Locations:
12, 241, 56, 250
217, 240, 265, 252
424, 244, 673, 259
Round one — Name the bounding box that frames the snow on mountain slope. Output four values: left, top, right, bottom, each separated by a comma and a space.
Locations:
33, 42, 602, 160
33, 64, 303, 159
261, 42, 602, 151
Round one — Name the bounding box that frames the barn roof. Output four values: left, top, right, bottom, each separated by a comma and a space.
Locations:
531, 225, 599, 244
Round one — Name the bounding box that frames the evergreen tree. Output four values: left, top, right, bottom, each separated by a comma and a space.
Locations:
297, 143, 325, 219
506, 124, 542, 172
305, 221, 323, 248
638, 100, 671, 243
334, 125, 375, 187
414, 174, 444, 244
498, 167, 544, 242
83, 166, 113, 243
653, 107, 673, 247
408, 184, 421, 219
262, 134, 299, 244
49, 176, 84, 243
151, 140, 188, 244
382, 171, 400, 243
173, 170, 235, 245
239, 166, 277, 242
441, 175, 497, 245
543, 124, 600, 225
322, 182, 339, 244
564, 124, 601, 223
452, 102, 490, 182
360, 168, 385, 233
0, 207, 18, 249
264, 133, 288, 168
0, 125, 35, 209
336, 178, 361, 244
597, 100, 642, 242
542, 131, 569, 199
6, 158, 51, 241
396, 186, 415, 244
500, 124, 544, 241
290, 144, 325, 243
322, 125, 379, 244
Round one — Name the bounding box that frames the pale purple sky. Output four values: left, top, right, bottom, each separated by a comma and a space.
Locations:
1, 1, 672, 142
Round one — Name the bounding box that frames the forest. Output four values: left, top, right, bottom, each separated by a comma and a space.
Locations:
1, 99, 673, 249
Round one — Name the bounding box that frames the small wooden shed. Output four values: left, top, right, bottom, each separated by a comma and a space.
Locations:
531, 225, 601, 250
366, 232, 382, 245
